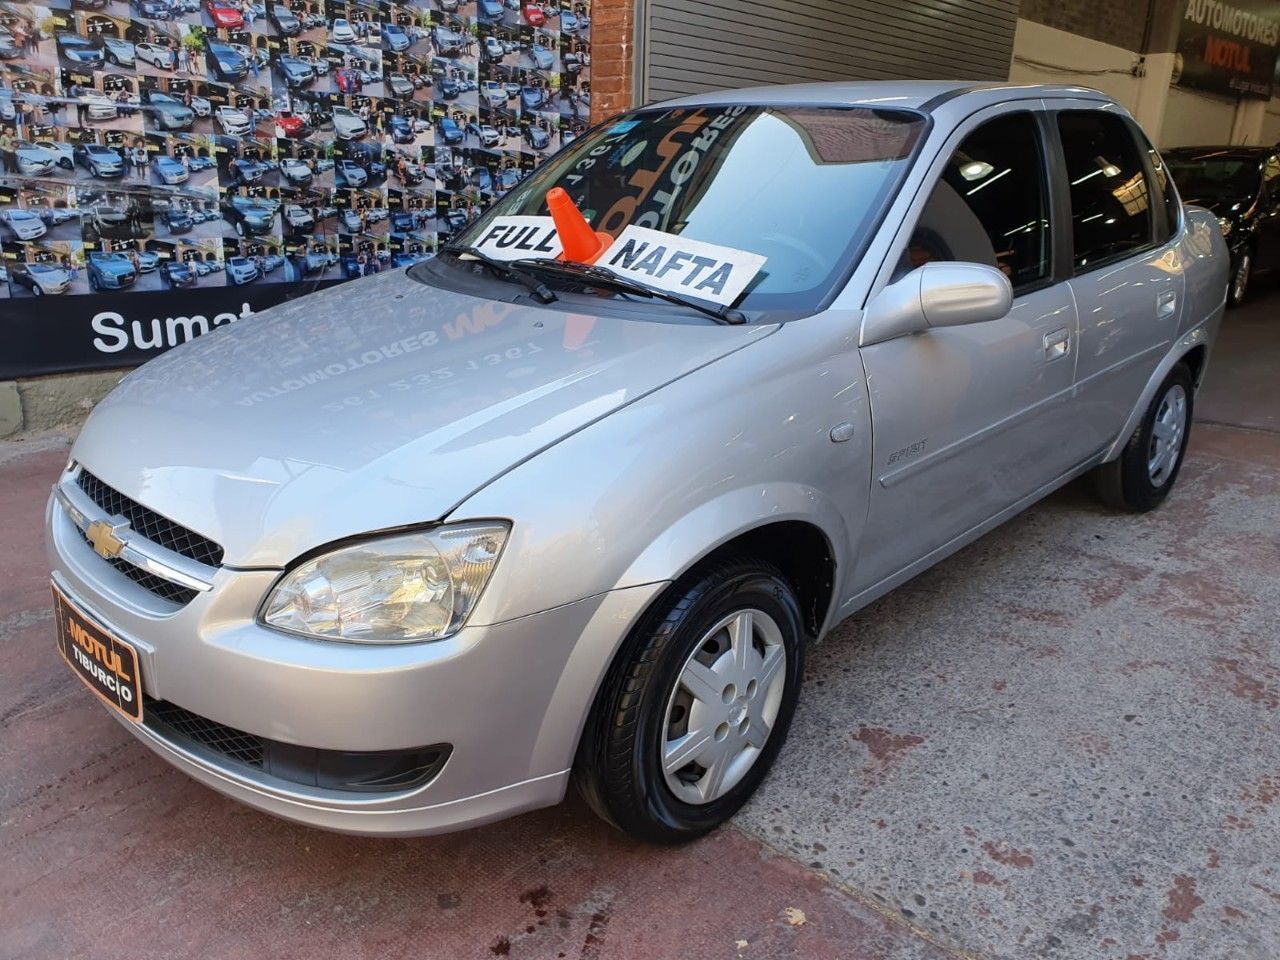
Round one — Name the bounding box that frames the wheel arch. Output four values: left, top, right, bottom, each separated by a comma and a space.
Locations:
612, 483, 848, 642
1103, 315, 1220, 462
527, 494, 849, 783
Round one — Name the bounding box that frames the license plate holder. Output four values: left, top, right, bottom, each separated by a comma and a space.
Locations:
53, 584, 144, 723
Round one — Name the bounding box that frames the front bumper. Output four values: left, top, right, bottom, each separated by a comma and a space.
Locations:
47, 484, 661, 836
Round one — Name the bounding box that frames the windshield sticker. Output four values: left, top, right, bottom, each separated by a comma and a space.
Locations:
472, 216, 564, 261
608, 120, 640, 134
600, 226, 767, 307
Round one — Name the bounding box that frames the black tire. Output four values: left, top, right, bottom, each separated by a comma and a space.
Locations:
1227, 248, 1252, 308
574, 558, 805, 844
1094, 363, 1194, 512
234, 220, 245, 237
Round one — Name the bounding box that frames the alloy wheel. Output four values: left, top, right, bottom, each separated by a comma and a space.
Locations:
1148, 383, 1187, 487
661, 608, 787, 805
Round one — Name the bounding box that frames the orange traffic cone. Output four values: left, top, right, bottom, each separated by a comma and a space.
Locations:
547, 187, 612, 264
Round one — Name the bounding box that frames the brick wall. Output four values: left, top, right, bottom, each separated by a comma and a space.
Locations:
588, 0, 635, 123
1018, 0, 1182, 53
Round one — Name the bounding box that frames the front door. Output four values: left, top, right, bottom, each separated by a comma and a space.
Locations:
851, 107, 1080, 597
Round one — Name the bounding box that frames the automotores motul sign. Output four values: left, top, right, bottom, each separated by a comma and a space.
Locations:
1177, 0, 1280, 98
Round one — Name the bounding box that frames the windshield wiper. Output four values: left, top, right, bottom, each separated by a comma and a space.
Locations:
509, 258, 746, 325
442, 244, 557, 304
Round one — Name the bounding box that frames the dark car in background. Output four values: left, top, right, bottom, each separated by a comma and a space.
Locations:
386, 73, 415, 98
523, 123, 549, 150
436, 115, 463, 144
274, 55, 316, 89
269, 5, 302, 35
160, 259, 197, 287
221, 195, 278, 236
390, 210, 416, 233
205, 40, 249, 81
55, 33, 104, 68
387, 114, 415, 143
1165, 145, 1280, 307
163, 206, 195, 232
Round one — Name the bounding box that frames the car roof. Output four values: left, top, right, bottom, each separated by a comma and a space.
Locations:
657, 81, 1112, 112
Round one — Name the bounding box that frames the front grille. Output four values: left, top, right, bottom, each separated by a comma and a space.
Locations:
142, 697, 451, 794
146, 697, 265, 767
77, 529, 200, 606
77, 469, 224, 567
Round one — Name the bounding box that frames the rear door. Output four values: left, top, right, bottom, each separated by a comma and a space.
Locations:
1051, 103, 1185, 454
851, 105, 1081, 594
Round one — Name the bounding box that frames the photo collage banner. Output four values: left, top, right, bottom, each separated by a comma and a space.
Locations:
0, 0, 592, 376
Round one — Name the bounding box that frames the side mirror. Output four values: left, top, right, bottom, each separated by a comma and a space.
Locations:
860, 261, 1013, 347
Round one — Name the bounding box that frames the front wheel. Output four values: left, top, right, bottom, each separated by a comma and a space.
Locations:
1228, 249, 1252, 308
575, 558, 804, 844
1093, 363, 1194, 512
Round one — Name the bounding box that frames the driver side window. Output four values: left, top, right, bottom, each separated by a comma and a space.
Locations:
897, 112, 1051, 292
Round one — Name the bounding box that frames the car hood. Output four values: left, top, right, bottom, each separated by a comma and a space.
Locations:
73, 268, 776, 567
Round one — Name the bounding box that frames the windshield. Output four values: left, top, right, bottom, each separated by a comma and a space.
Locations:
447, 104, 927, 315
1166, 154, 1262, 202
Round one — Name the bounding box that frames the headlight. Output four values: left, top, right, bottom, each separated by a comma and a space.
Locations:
1217, 217, 1233, 237
260, 521, 509, 643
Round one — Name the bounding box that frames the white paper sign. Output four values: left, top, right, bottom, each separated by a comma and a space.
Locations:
599, 226, 768, 307
472, 216, 563, 261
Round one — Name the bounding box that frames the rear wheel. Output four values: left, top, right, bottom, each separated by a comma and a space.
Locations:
1094, 363, 1194, 512
575, 558, 804, 844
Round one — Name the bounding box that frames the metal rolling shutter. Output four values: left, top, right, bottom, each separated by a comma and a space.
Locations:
639, 0, 1019, 103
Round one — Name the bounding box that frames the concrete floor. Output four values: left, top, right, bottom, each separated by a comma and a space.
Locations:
2, 289, 1278, 960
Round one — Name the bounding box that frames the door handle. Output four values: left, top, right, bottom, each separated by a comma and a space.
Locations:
1043, 327, 1070, 361
1157, 290, 1177, 318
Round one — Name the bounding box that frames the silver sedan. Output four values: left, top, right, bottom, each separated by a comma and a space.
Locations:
48, 82, 1227, 843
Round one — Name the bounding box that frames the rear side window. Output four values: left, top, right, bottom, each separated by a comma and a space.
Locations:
1057, 111, 1153, 271
1130, 122, 1181, 242
901, 112, 1050, 291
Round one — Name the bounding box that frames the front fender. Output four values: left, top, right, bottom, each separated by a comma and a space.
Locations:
614, 480, 850, 629
456, 310, 870, 630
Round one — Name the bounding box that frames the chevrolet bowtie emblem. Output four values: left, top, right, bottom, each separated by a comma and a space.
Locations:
85, 520, 128, 560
